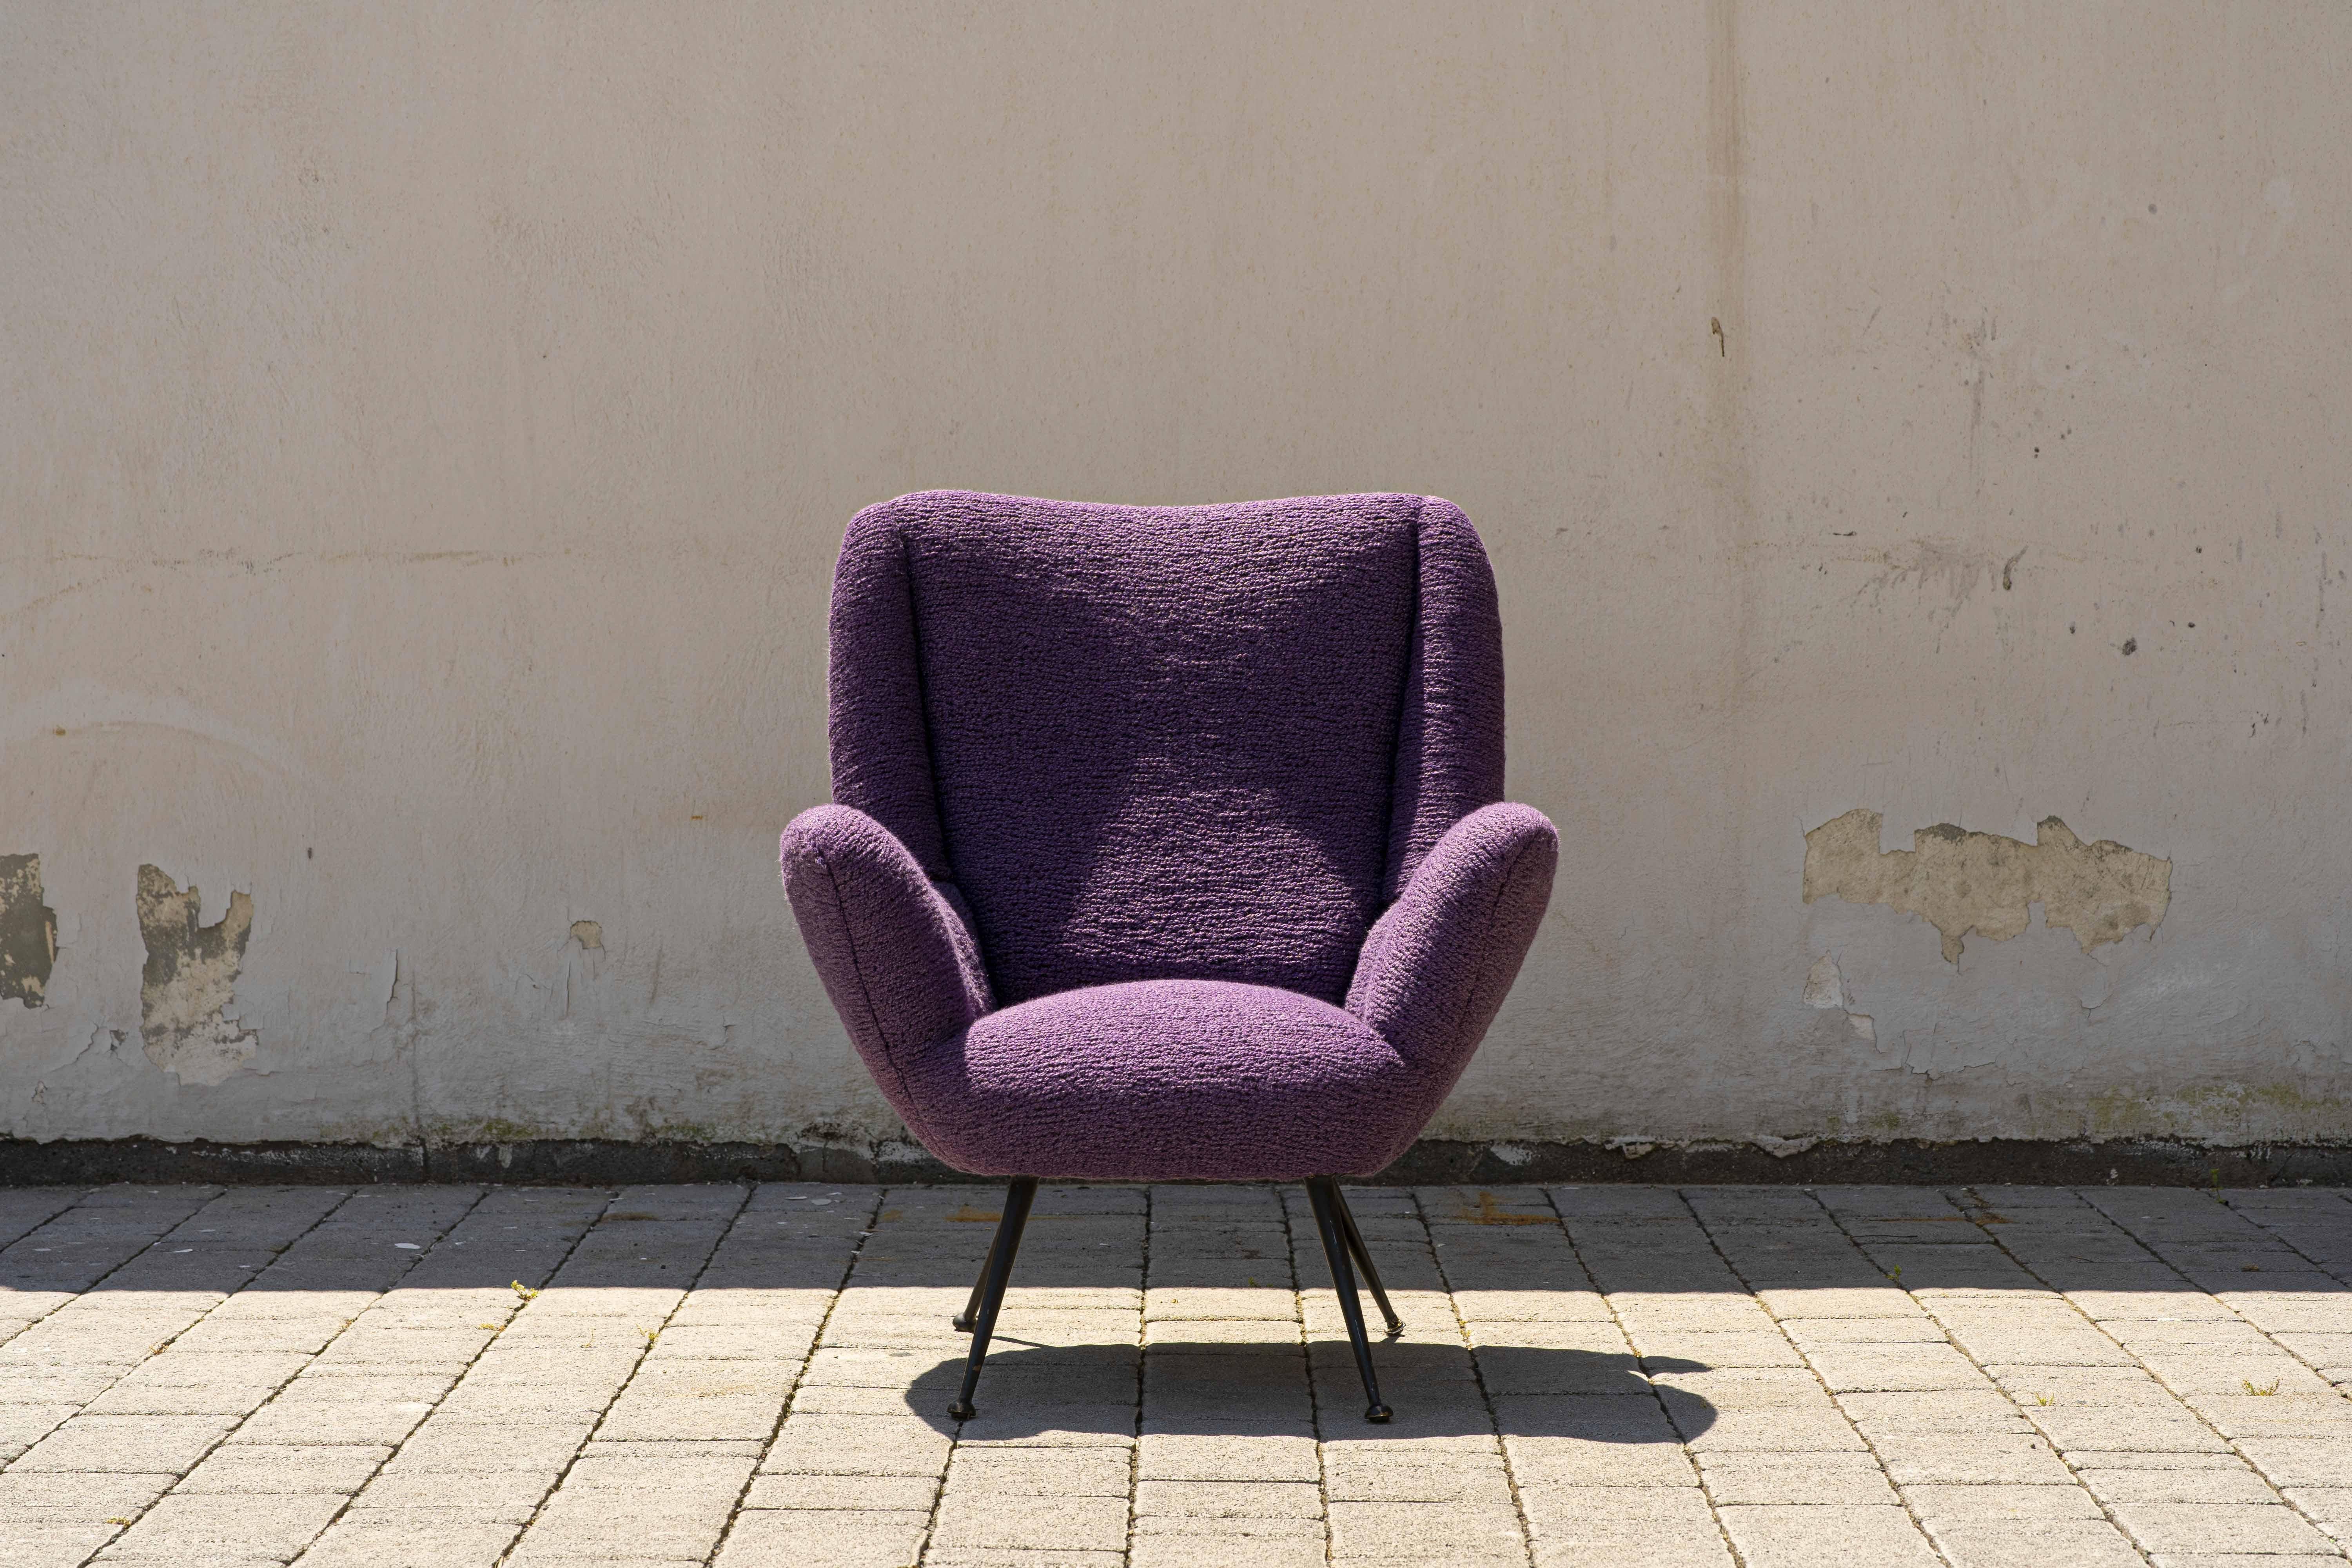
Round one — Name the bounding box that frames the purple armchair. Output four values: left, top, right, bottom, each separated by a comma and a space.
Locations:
780, 491, 1556, 1421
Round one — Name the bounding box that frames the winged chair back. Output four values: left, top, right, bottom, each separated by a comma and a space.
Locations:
828, 490, 1504, 1007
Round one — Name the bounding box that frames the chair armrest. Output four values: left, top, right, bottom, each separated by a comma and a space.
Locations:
1347, 802, 1557, 1074
779, 804, 995, 1123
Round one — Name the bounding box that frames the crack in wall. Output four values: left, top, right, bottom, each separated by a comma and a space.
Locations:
135, 864, 259, 1085
1804, 808, 2171, 963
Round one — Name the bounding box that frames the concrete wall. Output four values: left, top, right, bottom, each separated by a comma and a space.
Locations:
5, 2, 2348, 1164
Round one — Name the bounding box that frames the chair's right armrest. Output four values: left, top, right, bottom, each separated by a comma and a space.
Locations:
779, 804, 994, 1120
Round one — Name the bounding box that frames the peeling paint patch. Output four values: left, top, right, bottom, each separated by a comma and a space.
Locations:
0, 854, 58, 1007
135, 864, 258, 1085
569, 920, 603, 949
1804, 809, 2170, 964
1801, 951, 1875, 1042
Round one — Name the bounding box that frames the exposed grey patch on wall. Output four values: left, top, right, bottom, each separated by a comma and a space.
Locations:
135, 865, 258, 1086
1804, 809, 2171, 963
569, 920, 603, 949
1802, 951, 1875, 1042
0, 855, 58, 1007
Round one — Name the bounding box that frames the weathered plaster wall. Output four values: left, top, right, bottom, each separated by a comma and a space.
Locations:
4, 2, 2348, 1159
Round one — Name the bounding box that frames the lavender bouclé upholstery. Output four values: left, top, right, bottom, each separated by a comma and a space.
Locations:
779, 490, 1557, 1180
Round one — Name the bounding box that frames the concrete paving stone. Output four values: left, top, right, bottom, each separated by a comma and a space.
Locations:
2111, 1502, 2341, 1553
1904, 1482, 2105, 1521
1803, 1343, 1991, 1392
267, 1372, 454, 1404
929, 1491, 1130, 1552
1528, 1521, 1739, 1566
1922, 1518, 2150, 1568
1671, 1407, 1868, 1452
83, 1381, 284, 1417
1127, 1530, 1328, 1568
711, 1507, 928, 1567
344, 1469, 556, 1514
1326, 1499, 1528, 1558
1753, 1288, 1925, 1319
921, 1553, 1126, 1568
1715, 1503, 1942, 1567
1503, 1437, 1701, 1488
1517, 1483, 1717, 1525
1488, 1392, 1681, 1445
953, 1407, 1139, 1445
758, 1414, 954, 1474
2084, 1461, 2283, 1503
1142, 1289, 1299, 1321
742, 1472, 938, 1510
0, 1468, 174, 1517
2140, 1558, 2352, 1568
373, 1419, 593, 1472
2188, 1393, 2352, 1439
290, 1517, 525, 1568
787, 1383, 930, 1415
1321, 1450, 1514, 1504
2234, 1436, 2352, 1486
1985, 1364, 2180, 1403
104, 1492, 344, 1555
229, 1398, 435, 1445
1696, 1450, 1899, 1504
1871, 1433, 2075, 1485
2025, 1405, 2233, 1451
0, 1521, 126, 1564
1136, 1432, 1319, 1481
1132, 1479, 1321, 1517
2279, 1487, 2350, 1542
12, 1413, 240, 1471
178, 1443, 392, 1494
512, 1492, 739, 1555
594, 1395, 781, 1441
946, 1445, 1132, 1495
1837, 1389, 2034, 1433
559, 1441, 762, 1482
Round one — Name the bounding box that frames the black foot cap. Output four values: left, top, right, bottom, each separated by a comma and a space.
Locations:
951, 1316, 974, 1332
947, 1399, 976, 1421
1381, 1319, 1405, 1339
1365, 1403, 1393, 1423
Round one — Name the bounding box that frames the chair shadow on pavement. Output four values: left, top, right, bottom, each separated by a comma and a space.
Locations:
900, 1343, 1716, 1440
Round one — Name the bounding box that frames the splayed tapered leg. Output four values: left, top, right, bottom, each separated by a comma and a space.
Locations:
1306, 1175, 1392, 1422
1328, 1181, 1404, 1337
947, 1176, 1037, 1421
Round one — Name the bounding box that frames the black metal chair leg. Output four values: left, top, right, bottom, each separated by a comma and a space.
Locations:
1328, 1182, 1404, 1338
1306, 1176, 1392, 1422
952, 1228, 1000, 1332
947, 1176, 1036, 1421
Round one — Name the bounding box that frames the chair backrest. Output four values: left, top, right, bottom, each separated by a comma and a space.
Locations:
827, 491, 1504, 1007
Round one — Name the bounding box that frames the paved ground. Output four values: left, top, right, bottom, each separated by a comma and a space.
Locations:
0, 1182, 2347, 1567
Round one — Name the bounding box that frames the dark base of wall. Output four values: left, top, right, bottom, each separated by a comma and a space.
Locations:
2, 1135, 2347, 1187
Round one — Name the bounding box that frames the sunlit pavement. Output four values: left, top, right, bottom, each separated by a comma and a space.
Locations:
0, 1181, 2346, 1566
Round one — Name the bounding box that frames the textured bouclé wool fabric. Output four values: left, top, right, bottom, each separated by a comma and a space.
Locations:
781, 490, 1555, 1180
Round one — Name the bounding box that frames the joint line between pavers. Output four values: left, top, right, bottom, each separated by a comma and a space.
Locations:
1677, 1189, 1960, 1568
18, 1185, 374, 1563
284, 1187, 623, 1566
1978, 1185, 2350, 1558
701, 1183, 885, 1568
0, 1185, 223, 1367
1421, 1186, 1539, 1568
102, 1187, 490, 1562
1547, 1187, 1753, 1568
494, 1182, 756, 1567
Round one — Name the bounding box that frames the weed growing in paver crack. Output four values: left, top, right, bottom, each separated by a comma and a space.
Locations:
512, 1280, 539, 1300
2244, 1378, 2281, 1396
104, 1518, 134, 1526
1885, 1265, 1902, 1282
641, 1327, 659, 1344
2033, 1393, 2056, 1406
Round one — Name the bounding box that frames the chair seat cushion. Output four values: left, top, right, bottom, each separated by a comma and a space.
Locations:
907, 979, 1417, 1181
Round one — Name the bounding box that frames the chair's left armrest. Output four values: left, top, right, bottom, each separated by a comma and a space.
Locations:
1347, 802, 1557, 1073
780, 804, 995, 1121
